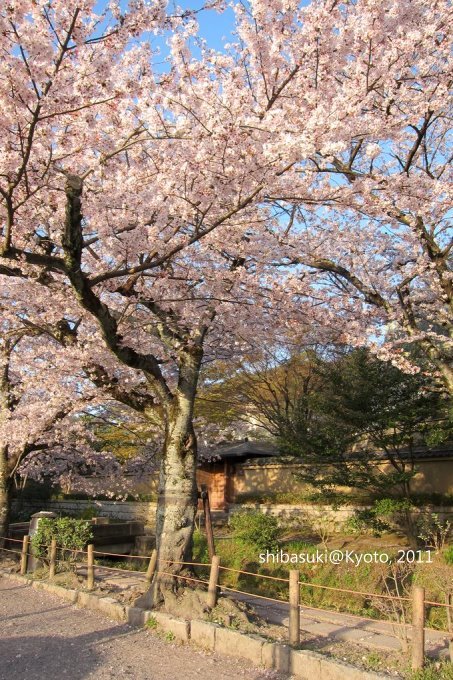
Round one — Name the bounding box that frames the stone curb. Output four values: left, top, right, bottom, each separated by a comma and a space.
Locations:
0, 570, 389, 679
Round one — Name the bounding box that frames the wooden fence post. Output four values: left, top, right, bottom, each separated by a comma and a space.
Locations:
49, 539, 57, 579
289, 570, 300, 646
207, 555, 220, 608
411, 585, 425, 670
146, 549, 157, 583
87, 544, 94, 591
20, 535, 29, 575
201, 485, 215, 561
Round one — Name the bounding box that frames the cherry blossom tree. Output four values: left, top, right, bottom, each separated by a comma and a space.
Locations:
0, 0, 451, 603
228, 0, 452, 390
0, 0, 307, 602
0, 276, 165, 542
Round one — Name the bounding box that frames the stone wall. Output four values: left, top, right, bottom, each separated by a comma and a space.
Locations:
12, 498, 158, 527
12, 497, 453, 533
233, 457, 453, 499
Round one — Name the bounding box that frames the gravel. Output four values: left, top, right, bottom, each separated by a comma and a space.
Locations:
0, 577, 288, 680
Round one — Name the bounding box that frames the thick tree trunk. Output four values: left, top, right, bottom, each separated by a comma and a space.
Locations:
134, 346, 204, 609
0, 447, 11, 547
151, 410, 198, 605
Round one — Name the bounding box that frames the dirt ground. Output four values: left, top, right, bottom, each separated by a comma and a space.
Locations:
0, 576, 287, 680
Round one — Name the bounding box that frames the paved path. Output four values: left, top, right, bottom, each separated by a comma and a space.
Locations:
232, 592, 450, 658
0, 577, 286, 680
89, 567, 451, 658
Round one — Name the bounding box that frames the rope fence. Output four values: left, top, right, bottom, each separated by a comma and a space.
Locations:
1, 533, 452, 671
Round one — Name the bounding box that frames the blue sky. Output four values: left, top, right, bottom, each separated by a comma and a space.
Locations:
116, 0, 237, 51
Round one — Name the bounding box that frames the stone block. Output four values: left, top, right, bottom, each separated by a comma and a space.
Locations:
319, 657, 385, 680
214, 627, 264, 665
262, 642, 290, 673
153, 611, 190, 642
77, 592, 125, 622
290, 649, 322, 678
190, 619, 217, 650
35, 582, 77, 604
96, 596, 125, 622
125, 606, 147, 627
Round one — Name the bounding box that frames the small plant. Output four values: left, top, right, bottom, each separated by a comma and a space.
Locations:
164, 631, 175, 642
372, 561, 413, 653
229, 510, 280, 552
364, 651, 382, 671
311, 515, 339, 548
146, 616, 158, 629
417, 513, 452, 552
31, 517, 93, 569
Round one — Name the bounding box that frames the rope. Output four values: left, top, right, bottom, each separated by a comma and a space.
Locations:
2, 536, 451, 611
425, 599, 453, 610
0, 547, 23, 556
298, 580, 411, 602
299, 602, 411, 629
90, 564, 148, 576
156, 571, 210, 587
92, 550, 148, 559
219, 584, 289, 606
219, 565, 289, 583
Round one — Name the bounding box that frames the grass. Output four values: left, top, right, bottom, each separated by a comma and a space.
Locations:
193, 529, 453, 628
94, 557, 148, 572
407, 661, 453, 680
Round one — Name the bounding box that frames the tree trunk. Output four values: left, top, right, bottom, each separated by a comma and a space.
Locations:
151, 409, 199, 605
136, 345, 204, 609
0, 447, 11, 547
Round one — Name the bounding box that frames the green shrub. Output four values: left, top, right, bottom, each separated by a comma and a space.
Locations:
230, 510, 280, 552
345, 498, 414, 537
417, 513, 452, 551
344, 507, 391, 536
31, 517, 93, 567
193, 529, 209, 563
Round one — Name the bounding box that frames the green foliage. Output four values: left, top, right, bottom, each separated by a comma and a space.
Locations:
31, 517, 93, 566
364, 651, 383, 672
344, 508, 390, 536
66, 504, 99, 520
408, 661, 453, 680
193, 528, 209, 563
417, 513, 452, 551
229, 510, 280, 552
444, 546, 453, 565
277, 347, 451, 501
146, 616, 158, 629
345, 498, 414, 537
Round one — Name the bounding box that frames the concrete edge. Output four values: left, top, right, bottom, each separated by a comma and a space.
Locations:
0, 569, 389, 679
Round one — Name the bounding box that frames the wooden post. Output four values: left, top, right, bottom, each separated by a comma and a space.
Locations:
446, 593, 453, 663
201, 485, 215, 560
49, 539, 57, 579
411, 586, 425, 670
87, 544, 94, 591
289, 570, 300, 646
146, 549, 157, 583
20, 535, 29, 575
207, 554, 220, 609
